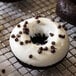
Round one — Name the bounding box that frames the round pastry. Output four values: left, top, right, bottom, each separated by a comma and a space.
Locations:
9, 17, 69, 69
56, 0, 76, 26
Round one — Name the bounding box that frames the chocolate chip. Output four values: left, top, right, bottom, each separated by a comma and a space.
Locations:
50, 33, 54, 37
51, 46, 55, 49
24, 21, 28, 27
25, 21, 28, 24
1, 69, 5, 74
62, 25, 65, 28
17, 34, 20, 38
20, 41, 24, 45
17, 24, 20, 28
35, 15, 41, 19
24, 24, 26, 28
28, 40, 31, 43
25, 40, 31, 44
11, 34, 15, 38
38, 50, 42, 54
62, 25, 67, 30
19, 31, 22, 34
29, 54, 33, 58
39, 47, 43, 50
51, 41, 56, 45
64, 27, 67, 31
43, 47, 48, 50
25, 40, 29, 44
51, 49, 56, 53
58, 25, 61, 29
23, 28, 29, 34
59, 34, 65, 39
15, 38, 19, 42
37, 20, 40, 23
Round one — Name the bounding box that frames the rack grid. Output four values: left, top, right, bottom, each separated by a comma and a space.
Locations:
0, 0, 76, 76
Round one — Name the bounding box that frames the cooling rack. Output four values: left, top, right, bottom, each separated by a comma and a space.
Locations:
0, 0, 76, 76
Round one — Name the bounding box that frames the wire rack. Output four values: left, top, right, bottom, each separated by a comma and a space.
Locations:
0, 0, 76, 76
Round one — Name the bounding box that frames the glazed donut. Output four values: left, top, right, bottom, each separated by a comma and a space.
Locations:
56, 0, 76, 26
9, 17, 69, 69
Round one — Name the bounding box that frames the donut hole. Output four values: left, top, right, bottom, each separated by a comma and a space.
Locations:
30, 33, 48, 45
70, 0, 76, 4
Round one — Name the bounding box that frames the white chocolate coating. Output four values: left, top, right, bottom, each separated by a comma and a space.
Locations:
9, 17, 69, 67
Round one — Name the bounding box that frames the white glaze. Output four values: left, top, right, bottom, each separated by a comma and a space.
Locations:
9, 17, 69, 67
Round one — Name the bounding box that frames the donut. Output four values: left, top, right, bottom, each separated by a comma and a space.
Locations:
9, 17, 69, 69
56, 0, 76, 26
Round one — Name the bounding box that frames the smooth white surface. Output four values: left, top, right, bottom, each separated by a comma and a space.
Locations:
9, 17, 69, 67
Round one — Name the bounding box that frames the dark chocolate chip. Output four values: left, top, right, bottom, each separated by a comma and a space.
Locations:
62, 25, 67, 30
62, 25, 65, 28
50, 33, 54, 37
24, 21, 28, 27
19, 31, 22, 34
20, 41, 24, 45
25, 40, 31, 44
29, 54, 33, 58
51, 41, 56, 45
38, 50, 42, 54
11, 34, 15, 38
25, 40, 29, 44
35, 15, 41, 19
23, 28, 29, 34
51, 46, 55, 49
37, 20, 40, 24
24, 24, 26, 28
59, 34, 65, 39
17, 34, 20, 38
28, 40, 31, 43
64, 27, 67, 31
25, 21, 28, 24
17, 24, 20, 28
1, 69, 5, 74
58, 25, 61, 29
39, 47, 43, 50
43, 47, 48, 50
15, 38, 19, 42
51, 49, 56, 53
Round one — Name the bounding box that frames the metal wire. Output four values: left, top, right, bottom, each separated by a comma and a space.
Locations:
0, 0, 76, 76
